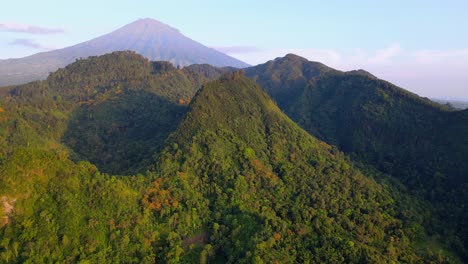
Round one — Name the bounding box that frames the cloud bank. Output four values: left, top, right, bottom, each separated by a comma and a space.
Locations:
0, 22, 65, 34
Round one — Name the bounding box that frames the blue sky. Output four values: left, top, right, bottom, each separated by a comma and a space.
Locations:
1, 0, 467, 99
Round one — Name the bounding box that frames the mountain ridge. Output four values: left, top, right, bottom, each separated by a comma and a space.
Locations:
0, 18, 249, 86
245, 54, 468, 260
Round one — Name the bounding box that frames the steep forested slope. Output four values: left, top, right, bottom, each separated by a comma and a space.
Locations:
246, 55, 468, 259
142, 74, 455, 263
246, 54, 467, 193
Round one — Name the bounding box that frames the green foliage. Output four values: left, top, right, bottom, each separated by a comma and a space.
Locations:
63, 90, 186, 174
145, 76, 456, 263
246, 55, 468, 260
0, 53, 463, 263
0, 52, 232, 262
2, 51, 232, 174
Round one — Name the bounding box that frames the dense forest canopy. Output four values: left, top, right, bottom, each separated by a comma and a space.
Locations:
246, 55, 468, 259
0, 51, 465, 263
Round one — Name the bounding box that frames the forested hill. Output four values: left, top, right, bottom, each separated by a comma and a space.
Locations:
245, 54, 468, 259
246, 55, 467, 192
244, 54, 338, 108
0, 52, 464, 262
1, 51, 234, 175
144, 74, 455, 262
0, 52, 236, 262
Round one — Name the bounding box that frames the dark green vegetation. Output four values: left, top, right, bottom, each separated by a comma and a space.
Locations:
246, 53, 468, 260
0, 51, 230, 262
147, 74, 448, 263
0, 52, 465, 263
246, 54, 467, 193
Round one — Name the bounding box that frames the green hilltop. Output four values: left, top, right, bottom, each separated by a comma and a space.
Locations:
147, 73, 449, 262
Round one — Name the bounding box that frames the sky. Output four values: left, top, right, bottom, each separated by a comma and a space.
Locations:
1, 0, 467, 100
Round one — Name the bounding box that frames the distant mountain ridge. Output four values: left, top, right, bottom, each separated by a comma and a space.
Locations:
0, 18, 249, 86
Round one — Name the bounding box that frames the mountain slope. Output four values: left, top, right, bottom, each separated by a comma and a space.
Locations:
247, 54, 468, 194
0, 54, 459, 262
0, 18, 249, 86
145, 74, 452, 263
2, 51, 234, 175
245, 54, 468, 259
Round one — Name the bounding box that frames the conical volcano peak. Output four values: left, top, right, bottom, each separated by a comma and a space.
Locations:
120, 18, 180, 33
